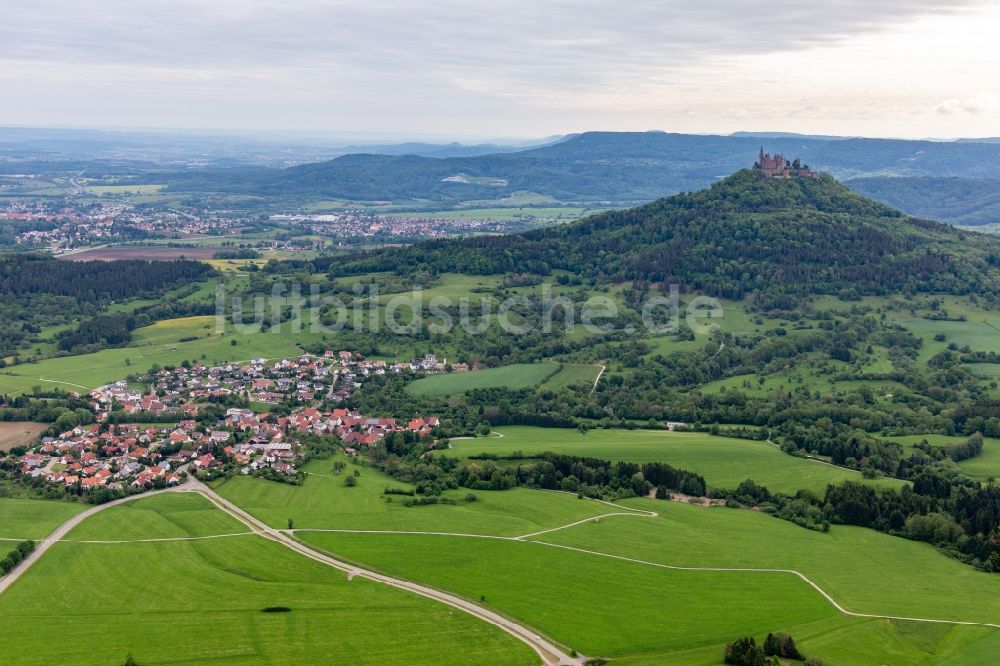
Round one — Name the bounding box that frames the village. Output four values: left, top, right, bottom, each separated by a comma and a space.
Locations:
271, 211, 541, 244
10, 350, 448, 499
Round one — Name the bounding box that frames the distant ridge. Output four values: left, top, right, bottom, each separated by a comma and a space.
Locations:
159, 131, 1000, 216
731, 131, 854, 141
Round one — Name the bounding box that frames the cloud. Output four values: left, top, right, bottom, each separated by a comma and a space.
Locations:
0, 0, 994, 136
933, 94, 998, 115
0, 1, 980, 88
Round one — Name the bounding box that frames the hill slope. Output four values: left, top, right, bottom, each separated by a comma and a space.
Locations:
160, 131, 1000, 210
338, 170, 1000, 302
847, 176, 1000, 227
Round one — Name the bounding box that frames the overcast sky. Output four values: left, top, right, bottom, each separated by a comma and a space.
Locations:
2, 0, 998, 140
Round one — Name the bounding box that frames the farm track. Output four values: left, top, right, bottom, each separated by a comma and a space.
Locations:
4, 479, 999, 664
185, 478, 583, 666
0, 487, 177, 596
590, 364, 605, 393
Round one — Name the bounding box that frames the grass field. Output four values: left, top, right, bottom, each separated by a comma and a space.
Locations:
448, 426, 905, 495
542, 498, 1000, 625
298, 493, 1000, 664
538, 363, 603, 391
0, 493, 536, 665
213, 458, 610, 536
212, 453, 1000, 662
0, 497, 85, 540
306, 531, 835, 659
405, 362, 560, 397
0, 422, 47, 451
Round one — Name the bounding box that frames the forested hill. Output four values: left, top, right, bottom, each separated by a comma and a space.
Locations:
0, 255, 214, 358
335, 170, 1000, 304
0, 255, 212, 302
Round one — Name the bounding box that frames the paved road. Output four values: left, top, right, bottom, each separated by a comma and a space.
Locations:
3, 477, 998, 657
0, 479, 581, 665
184, 476, 583, 666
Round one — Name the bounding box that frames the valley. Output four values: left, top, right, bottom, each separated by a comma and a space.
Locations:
3, 156, 1000, 666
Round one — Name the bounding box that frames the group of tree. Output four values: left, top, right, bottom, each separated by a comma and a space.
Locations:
0, 540, 35, 575
724, 632, 821, 666
368, 433, 705, 501
56, 312, 137, 352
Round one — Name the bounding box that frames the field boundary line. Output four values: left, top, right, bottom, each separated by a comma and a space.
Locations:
291, 528, 515, 540
528, 539, 1000, 631
38, 377, 96, 391
515, 512, 654, 540
0, 487, 177, 596
514, 490, 658, 539
0, 531, 263, 545
188, 481, 583, 665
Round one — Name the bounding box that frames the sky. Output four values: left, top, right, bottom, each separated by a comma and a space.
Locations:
2, 0, 999, 140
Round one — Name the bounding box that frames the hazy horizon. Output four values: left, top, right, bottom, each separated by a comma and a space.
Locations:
1, 124, 998, 147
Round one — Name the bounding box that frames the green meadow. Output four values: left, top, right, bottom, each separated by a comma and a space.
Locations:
405, 362, 560, 397
63, 491, 247, 541
612, 616, 1000, 666
305, 531, 834, 659
448, 426, 905, 495
213, 458, 609, 536
0, 498, 85, 540
213, 455, 1000, 662
538, 363, 603, 390
542, 498, 1000, 624
303, 524, 1000, 664
298, 492, 1000, 664
0, 493, 536, 665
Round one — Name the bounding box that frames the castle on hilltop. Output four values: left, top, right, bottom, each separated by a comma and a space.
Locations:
753, 148, 819, 179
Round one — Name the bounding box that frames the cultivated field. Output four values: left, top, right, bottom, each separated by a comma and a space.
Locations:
309, 531, 835, 659
448, 426, 905, 495
0, 493, 536, 665
206, 452, 1000, 663
0, 422, 48, 451
541, 498, 1000, 624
